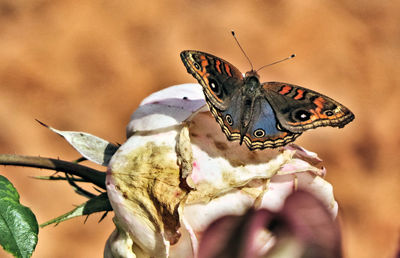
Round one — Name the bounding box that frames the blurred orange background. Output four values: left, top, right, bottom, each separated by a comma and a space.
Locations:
0, 1, 398, 257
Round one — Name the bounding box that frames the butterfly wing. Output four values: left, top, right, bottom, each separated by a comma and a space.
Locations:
180, 50, 244, 110
206, 93, 300, 150
262, 82, 355, 133
208, 91, 242, 142
239, 97, 301, 150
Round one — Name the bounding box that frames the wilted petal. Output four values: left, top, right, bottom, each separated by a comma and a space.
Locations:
284, 144, 322, 165
186, 111, 296, 201
106, 129, 185, 257
183, 191, 256, 233
126, 83, 206, 136
104, 228, 135, 258
259, 173, 337, 217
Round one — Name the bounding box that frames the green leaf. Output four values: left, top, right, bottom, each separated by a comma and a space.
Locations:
40, 193, 112, 227
36, 120, 119, 166
0, 175, 38, 258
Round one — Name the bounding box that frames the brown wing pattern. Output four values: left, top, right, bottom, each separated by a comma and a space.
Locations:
263, 82, 355, 133
180, 50, 244, 110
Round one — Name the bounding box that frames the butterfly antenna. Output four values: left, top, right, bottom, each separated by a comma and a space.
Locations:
256, 54, 296, 72
231, 31, 254, 71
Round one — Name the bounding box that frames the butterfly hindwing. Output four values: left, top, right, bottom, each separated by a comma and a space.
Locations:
209, 92, 242, 142
240, 98, 301, 149
210, 94, 301, 150
262, 82, 355, 133
180, 50, 244, 110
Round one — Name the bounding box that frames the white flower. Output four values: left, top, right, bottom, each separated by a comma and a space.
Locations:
104, 84, 337, 258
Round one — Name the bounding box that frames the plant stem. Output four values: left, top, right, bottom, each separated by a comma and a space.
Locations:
0, 154, 106, 189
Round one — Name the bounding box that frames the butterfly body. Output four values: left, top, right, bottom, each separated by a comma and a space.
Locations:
180, 50, 354, 150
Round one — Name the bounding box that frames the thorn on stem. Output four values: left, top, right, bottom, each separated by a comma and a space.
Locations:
35, 119, 49, 128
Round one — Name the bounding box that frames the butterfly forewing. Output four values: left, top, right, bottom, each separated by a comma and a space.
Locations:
180, 50, 244, 110
262, 82, 355, 133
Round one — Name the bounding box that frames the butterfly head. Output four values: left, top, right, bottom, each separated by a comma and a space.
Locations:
243, 70, 261, 94
244, 70, 260, 79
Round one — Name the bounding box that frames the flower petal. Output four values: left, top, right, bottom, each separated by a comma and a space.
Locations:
106, 129, 185, 257
126, 84, 206, 136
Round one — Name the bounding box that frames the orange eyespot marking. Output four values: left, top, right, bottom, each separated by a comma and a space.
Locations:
294, 89, 304, 100
224, 63, 232, 76
215, 60, 222, 74
279, 85, 292, 95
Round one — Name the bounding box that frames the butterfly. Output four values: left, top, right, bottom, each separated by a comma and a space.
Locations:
180, 50, 354, 150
